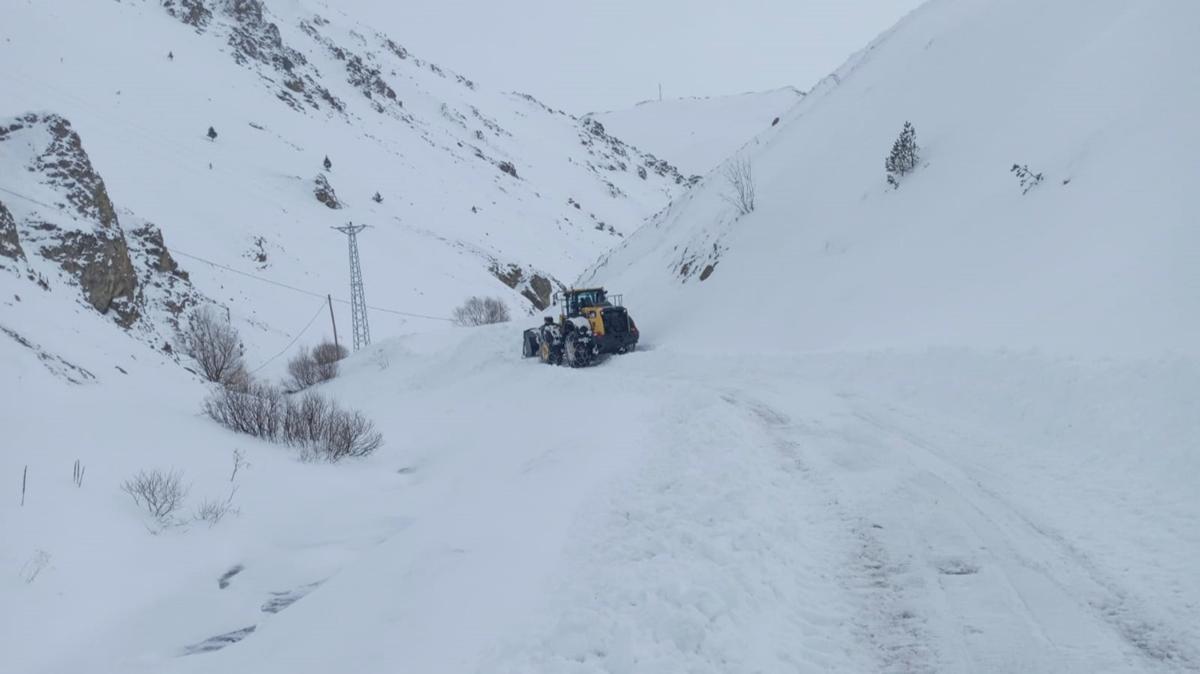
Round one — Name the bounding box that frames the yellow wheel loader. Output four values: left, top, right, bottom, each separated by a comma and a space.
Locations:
521, 288, 639, 367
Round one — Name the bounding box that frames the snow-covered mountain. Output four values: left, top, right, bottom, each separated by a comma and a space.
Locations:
1, 0, 690, 362
592, 87, 804, 176
4, 1, 1197, 673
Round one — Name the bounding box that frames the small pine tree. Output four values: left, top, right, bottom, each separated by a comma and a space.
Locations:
885, 121, 919, 189
372, 191, 383, 203
323, 155, 332, 171
207, 126, 218, 141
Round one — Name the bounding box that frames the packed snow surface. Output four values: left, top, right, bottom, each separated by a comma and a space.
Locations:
3, 324, 1197, 673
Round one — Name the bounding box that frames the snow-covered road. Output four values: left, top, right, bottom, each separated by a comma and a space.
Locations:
6, 326, 1197, 673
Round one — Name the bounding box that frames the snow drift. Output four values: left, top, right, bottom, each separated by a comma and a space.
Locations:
585, 0, 1199, 357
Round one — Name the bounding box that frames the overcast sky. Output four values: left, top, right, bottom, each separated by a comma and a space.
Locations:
333, 0, 923, 114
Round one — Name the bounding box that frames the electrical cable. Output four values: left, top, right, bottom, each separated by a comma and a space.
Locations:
0, 184, 454, 322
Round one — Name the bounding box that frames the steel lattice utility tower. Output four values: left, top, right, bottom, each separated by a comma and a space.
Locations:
333, 222, 371, 351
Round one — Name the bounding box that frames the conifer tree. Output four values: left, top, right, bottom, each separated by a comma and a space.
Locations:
885, 121, 919, 189
323, 155, 332, 171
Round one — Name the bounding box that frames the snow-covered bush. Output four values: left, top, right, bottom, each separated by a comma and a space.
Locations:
721, 156, 756, 215
1011, 164, 1044, 194
885, 121, 920, 188
286, 340, 346, 391
182, 305, 245, 385
193, 489, 238, 527
282, 391, 331, 445
203, 380, 286, 439
121, 469, 188, 525
312, 340, 347, 377
203, 384, 382, 461
452, 296, 510, 326
320, 407, 383, 461
286, 350, 321, 392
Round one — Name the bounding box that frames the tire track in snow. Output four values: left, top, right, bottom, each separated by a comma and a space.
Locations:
833, 406, 1198, 672
484, 383, 873, 673
721, 393, 938, 674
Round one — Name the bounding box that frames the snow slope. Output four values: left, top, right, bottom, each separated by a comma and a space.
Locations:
0, 0, 690, 359
585, 0, 1199, 357
593, 87, 804, 176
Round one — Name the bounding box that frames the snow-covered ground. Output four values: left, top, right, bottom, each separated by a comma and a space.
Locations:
593, 87, 804, 177
4, 324, 1196, 672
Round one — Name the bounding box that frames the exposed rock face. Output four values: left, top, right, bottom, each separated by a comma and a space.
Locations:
159, 0, 342, 112
129, 222, 185, 276
0, 114, 139, 322
313, 174, 342, 209
25, 114, 120, 229
577, 115, 696, 188
0, 201, 25, 265
40, 230, 138, 323
0, 113, 198, 330
162, 0, 212, 28
490, 262, 559, 310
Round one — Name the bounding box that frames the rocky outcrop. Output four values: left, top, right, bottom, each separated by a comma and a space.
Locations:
159, 0, 342, 112
0, 114, 139, 322
162, 0, 212, 28
490, 262, 559, 310
0, 113, 198, 330
40, 230, 138, 323
0, 201, 25, 265
313, 174, 342, 209
577, 116, 697, 188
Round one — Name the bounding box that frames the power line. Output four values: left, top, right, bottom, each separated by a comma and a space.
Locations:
0, 183, 454, 322
173, 248, 452, 322
249, 299, 327, 374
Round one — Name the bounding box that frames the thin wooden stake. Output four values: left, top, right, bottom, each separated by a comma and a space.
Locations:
327, 294, 340, 353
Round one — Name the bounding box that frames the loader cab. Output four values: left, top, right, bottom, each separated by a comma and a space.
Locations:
556, 288, 610, 319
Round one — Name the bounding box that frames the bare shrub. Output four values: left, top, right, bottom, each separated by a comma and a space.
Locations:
312, 340, 347, 378
721, 156, 755, 216
203, 381, 286, 440
282, 391, 330, 446
204, 384, 383, 462
194, 488, 239, 527
286, 340, 347, 391
286, 349, 321, 392
321, 406, 384, 461
121, 469, 188, 524
452, 296, 511, 327
182, 306, 245, 384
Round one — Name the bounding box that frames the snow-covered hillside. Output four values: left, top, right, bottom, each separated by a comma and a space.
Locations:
593, 87, 804, 176
585, 0, 1199, 357
1, 0, 689, 360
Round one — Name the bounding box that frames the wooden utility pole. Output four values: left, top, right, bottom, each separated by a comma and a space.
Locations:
327, 294, 339, 352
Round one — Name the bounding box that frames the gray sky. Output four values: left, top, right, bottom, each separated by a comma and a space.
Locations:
334, 0, 924, 113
